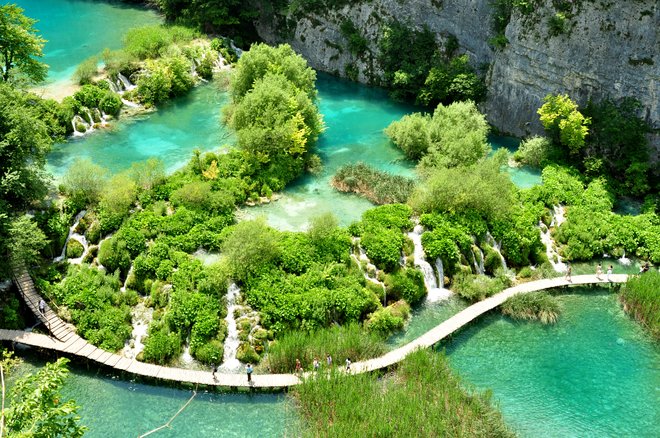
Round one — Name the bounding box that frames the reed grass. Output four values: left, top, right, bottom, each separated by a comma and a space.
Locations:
292, 349, 514, 437
265, 324, 387, 373
331, 162, 415, 205
619, 271, 659, 340
501, 291, 561, 324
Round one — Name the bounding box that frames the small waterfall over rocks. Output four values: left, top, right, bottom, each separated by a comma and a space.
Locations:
351, 237, 386, 297
485, 232, 507, 270
121, 301, 152, 360
54, 210, 89, 263
539, 206, 567, 273
117, 72, 136, 92
618, 250, 632, 266
408, 224, 452, 302
220, 283, 242, 371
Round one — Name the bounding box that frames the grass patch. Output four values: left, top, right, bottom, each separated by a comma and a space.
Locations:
501, 291, 561, 324
331, 162, 415, 205
619, 271, 659, 340
292, 349, 514, 437
264, 324, 387, 373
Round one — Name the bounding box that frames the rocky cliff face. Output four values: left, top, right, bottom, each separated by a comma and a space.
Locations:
255, 0, 658, 142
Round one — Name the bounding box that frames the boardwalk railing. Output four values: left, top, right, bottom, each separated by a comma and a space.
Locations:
4, 270, 628, 388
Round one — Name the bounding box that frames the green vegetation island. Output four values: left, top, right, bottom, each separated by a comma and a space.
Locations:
0, 0, 658, 436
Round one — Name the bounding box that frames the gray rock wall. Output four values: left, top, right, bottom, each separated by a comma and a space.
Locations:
255, 0, 659, 143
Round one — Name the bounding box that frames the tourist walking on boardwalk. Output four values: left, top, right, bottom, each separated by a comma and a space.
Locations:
211, 363, 217, 380
246, 363, 253, 383
596, 263, 603, 280
38, 298, 46, 316
326, 354, 332, 367
607, 265, 613, 282
564, 263, 572, 282
313, 357, 320, 371
295, 358, 302, 375
345, 358, 351, 372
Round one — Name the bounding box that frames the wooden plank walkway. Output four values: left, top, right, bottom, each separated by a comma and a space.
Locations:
6, 269, 627, 388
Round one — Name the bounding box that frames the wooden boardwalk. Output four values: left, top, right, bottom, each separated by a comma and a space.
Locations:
5, 270, 627, 388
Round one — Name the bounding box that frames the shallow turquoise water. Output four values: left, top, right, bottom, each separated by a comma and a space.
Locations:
15, 0, 160, 86
48, 84, 231, 177
12, 356, 297, 437
241, 74, 417, 229
443, 288, 660, 437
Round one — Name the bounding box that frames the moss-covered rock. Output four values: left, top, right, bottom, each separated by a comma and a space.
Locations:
236, 342, 260, 364
66, 240, 84, 259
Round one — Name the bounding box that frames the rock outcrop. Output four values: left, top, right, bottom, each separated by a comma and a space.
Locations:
255, 0, 659, 142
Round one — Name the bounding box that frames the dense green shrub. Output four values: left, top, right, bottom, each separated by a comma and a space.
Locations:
142, 323, 182, 364
123, 25, 198, 60
74, 56, 98, 85
340, 19, 368, 55
384, 269, 426, 305
501, 292, 561, 324
49, 265, 132, 351
361, 227, 404, 271
98, 235, 131, 278
513, 136, 553, 168
453, 273, 506, 302
65, 240, 84, 259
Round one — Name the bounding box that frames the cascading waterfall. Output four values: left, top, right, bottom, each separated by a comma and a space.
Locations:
220, 283, 242, 371
435, 258, 444, 287
54, 210, 88, 262
539, 220, 566, 272
485, 232, 507, 270
618, 250, 631, 266
471, 245, 485, 275
121, 301, 152, 360
408, 224, 452, 302
117, 72, 136, 91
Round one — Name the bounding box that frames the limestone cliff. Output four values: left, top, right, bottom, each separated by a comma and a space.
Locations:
255, 0, 659, 140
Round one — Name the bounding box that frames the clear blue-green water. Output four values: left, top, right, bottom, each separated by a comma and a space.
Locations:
443, 288, 660, 437
11, 356, 297, 437
48, 84, 231, 176
16, 0, 160, 87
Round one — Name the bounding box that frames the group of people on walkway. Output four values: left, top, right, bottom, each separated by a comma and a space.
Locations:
564, 262, 615, 282
294, 354, 351, 375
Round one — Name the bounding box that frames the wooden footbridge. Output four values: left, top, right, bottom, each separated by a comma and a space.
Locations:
2, 270, 628, 388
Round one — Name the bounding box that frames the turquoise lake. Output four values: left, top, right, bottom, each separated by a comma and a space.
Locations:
11, 1, 658, 436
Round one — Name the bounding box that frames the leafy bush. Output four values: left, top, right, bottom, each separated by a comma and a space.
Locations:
361, 227, 404, 271
50, 265, 132, 351
453, 273, 506, 302
98, 235, 131, 278
65, 240, 84, 259
123, 25, 198, 60
74, 56, 98, 85
513, 136, 553, 168
142, 324, 182, 364
384, 269, 426, 305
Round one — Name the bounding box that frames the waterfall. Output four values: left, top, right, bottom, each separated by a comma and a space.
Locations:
618, 250, 631, 266
54, 210, 87, 262
181, 338, 194, 365
117, 72, 136, 91
408, 224, 452, 302
553, 205, 566, 226
435, 258, 444, 287
121, 98, 140, 108
120, 265, 134, 292
107, 78, 120, 93
220, 283, 242, 371
485, 232, 507, 270
539, 221, 566, 272
121, 301, 152, 360
71, 114, 89, 136
471, 245, 485, 275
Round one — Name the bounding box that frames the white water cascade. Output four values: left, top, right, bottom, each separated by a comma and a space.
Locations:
220, 283, 242, 371
55, 210, 89, 263
539, 221, 566, 273
618, 250, 632, 266
408, 225, 452, 302
121, 301, 152, 360
117, 72, 136, 92
485, 232, 507, 270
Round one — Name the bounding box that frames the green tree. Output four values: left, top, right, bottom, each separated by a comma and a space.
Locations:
4, 358, 86, 437
538, 94, 590, 153
62, 157, 108, 207
229, 43, 317, 101
0, 4, 47, 83
221, 219, 279, 282
6, 214, 49, 270
384, 112, 431, 160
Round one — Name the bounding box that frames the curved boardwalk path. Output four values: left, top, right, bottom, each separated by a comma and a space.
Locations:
3, 270, 627, 388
